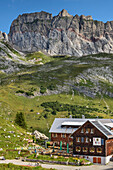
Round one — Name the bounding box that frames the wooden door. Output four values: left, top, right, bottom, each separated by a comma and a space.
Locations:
93, 157, 97, 163
98, 157, 101, 164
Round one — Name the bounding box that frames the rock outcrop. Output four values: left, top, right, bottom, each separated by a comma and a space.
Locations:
8, 9, 113, 56
34, 130, 49, 140
0, 31, 8, 41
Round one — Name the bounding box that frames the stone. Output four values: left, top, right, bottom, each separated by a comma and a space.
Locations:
34, 130, 49, 140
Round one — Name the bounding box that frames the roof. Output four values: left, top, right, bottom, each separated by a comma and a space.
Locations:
49, 118, 113, 135
104, 123, 113, 128
49, 118, 78, 134
91, 121, 113, 138
61, 121, 84, 126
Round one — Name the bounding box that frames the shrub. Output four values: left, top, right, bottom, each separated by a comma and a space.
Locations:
40, 86, 46, 94
47, 84, 56, 90
30, 109, 34, 112
26, 91, 34, 96
52, 110, 56, 115
16, 90, 24, 93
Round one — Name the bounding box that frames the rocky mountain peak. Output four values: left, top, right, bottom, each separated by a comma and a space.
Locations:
8, 10, 113, 56
80, 15, 93, 20
58, 9, 73, 17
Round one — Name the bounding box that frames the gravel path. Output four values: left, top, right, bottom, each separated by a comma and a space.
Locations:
0, 159, 113, 170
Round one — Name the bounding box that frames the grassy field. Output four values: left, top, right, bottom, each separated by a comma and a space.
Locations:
0, 82, 113, 137
0, 53, 113, 137
0, 115, 33, 155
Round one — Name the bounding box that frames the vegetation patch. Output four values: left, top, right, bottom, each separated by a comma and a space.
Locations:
0, 163, 52, 170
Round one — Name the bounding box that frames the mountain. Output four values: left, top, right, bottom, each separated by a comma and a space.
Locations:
9, 9, 113, 56
1, 10, 113, 135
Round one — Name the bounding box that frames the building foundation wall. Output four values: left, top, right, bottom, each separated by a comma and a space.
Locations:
73, 154, 112, 165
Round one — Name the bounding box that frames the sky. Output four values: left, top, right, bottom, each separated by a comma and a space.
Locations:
1, 0, 113, 34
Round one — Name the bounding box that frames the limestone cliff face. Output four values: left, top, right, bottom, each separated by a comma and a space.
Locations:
8, 9, 113, 56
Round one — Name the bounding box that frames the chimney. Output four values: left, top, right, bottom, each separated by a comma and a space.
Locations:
82, 115, 85, 119
69, 115, 72, 119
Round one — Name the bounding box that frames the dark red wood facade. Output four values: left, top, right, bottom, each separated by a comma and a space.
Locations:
50, 120, 113, 158
51, 133, 73, 147
73, 121, 109, 157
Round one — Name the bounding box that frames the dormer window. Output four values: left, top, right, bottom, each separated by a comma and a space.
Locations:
81, 128, 84, 133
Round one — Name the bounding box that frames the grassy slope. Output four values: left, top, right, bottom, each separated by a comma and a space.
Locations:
0, 53, 113, 137
0, 83, 113, 136
0, 115, 32, 153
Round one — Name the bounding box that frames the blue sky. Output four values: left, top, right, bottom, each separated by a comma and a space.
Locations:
1, 0, 113, 33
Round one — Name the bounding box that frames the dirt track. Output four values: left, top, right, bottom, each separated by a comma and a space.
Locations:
0, 159, 113, 170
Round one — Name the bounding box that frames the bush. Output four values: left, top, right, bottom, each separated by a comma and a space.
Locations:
52, 110, 56, 115
16, 90, 24, 93
40, 86, 46, 94
30, 87, 36, 92
26, 91, 34, 96
47, 84, 56, 90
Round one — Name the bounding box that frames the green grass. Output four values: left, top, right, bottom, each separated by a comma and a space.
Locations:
0, 52, 113, 137
27, 154, 91, 165
0, 163, 54, 170
0, 82, 113, 137
0, 116, 33, 151
25, 52, 55, 64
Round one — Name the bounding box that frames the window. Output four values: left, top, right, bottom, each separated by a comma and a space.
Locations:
61, 134, 66, 138
76, 137, 80, 142
86, 128, 89, 133
91, 128, 94, 134
63, 142, 66, 146
83, 147, 88, 152
76, 146, 81, 152
81, 128, 84, 133
52, 133, 57, 137
97, 147, 102, 153
81, 137, 84, 143
89, 138, 92, 142
85, 137, 89, 143
69, 142, 73, 146
90, 147, 95, 153
101, 139, 104, 145
57, 141, 59, 145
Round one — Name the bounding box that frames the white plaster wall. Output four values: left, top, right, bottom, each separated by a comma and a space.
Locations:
105, 155, 112, 164
73, 154, 112, 165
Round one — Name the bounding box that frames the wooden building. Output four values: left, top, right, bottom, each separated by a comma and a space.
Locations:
72, 120, 113, 164
49, 118, 113, 164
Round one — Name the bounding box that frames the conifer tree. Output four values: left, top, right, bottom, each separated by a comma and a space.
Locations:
15, 112, 27, 129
